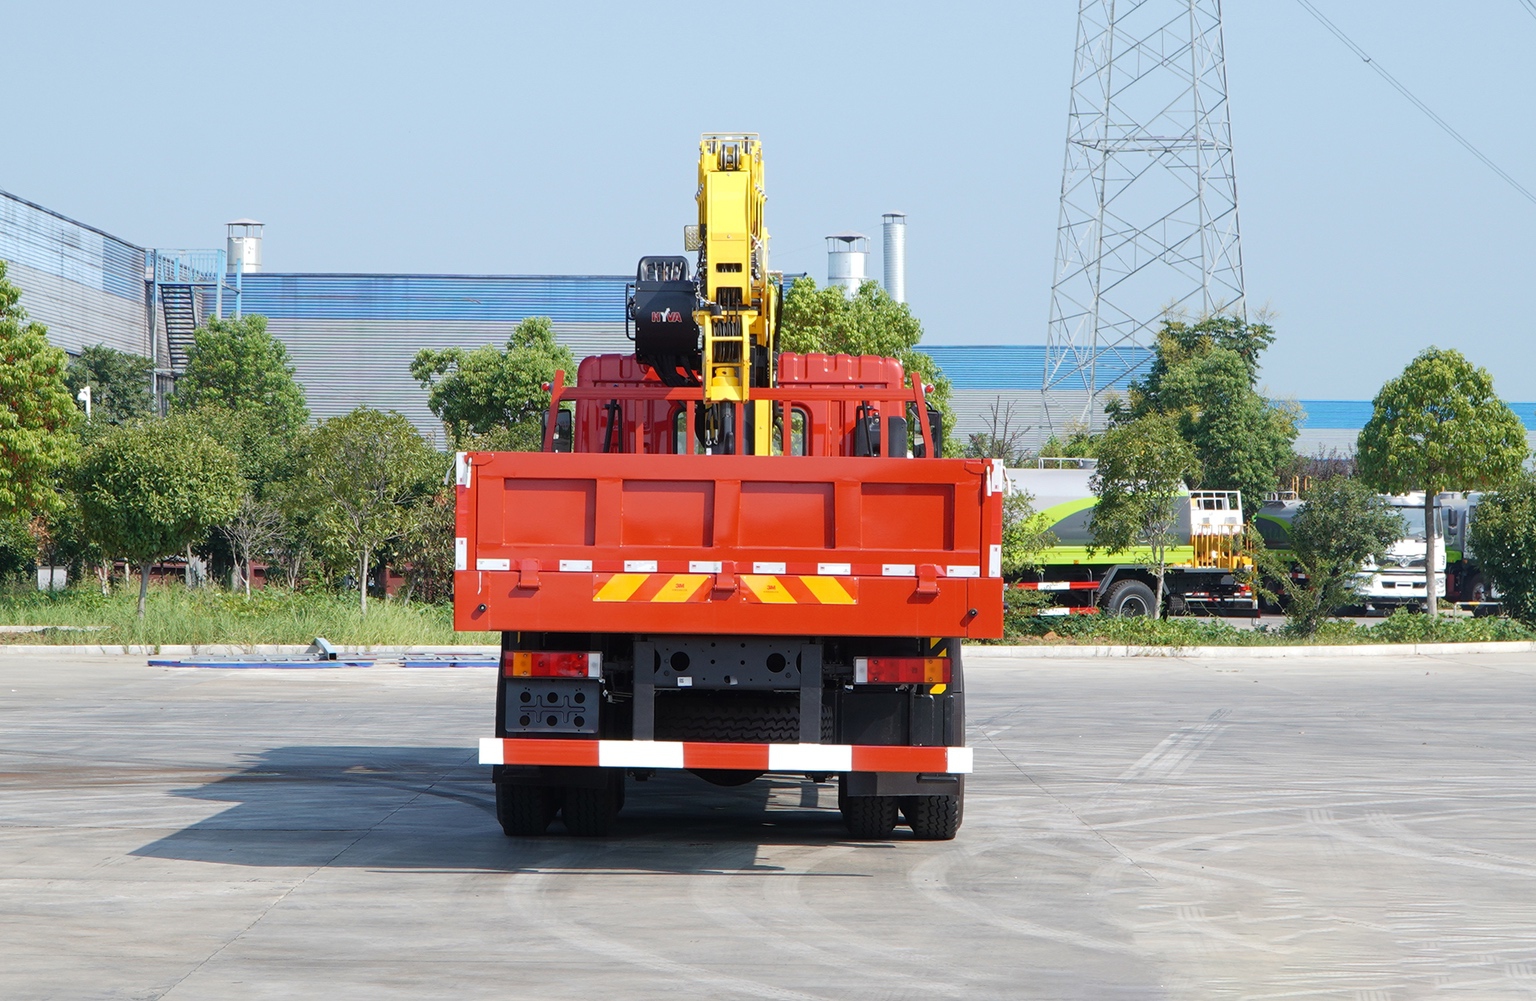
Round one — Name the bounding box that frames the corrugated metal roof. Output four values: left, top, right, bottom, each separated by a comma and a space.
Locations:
923, 344, 1154, 391
232, 273, 629, 323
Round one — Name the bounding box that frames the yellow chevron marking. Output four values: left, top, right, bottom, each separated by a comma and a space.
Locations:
594, 573, 648, 602
653, 574, 709, 602
799, 576, 856, 605
741, 575, 796, 603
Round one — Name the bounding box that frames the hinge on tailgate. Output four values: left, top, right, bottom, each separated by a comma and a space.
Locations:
915, 564, 940, 596
517, 559, 542, 590
713, 560, 738, 595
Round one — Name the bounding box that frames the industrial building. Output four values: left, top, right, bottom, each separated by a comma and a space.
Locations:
5, 186, 1533, 454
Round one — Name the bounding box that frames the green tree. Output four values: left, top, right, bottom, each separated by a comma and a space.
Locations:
0, 261, 82, 519
299, 407, 438, 614
1088, 414, 1201, 614
190, 403, 306, 496
391, 479, 456, 603
76, 415, 244, 616
779, 278, 954, 453
1114, 315, 1297, 504
173, 314, 309, 437
0, 516, 36, 582
411, 316, 573, 450
1249, 477, 1403, 635
66, 344, 154, 425
1357, 347, 1528, 618
1467, 475, 1536, 624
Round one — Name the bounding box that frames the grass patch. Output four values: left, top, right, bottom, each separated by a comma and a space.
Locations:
1004, 607, 1536, 647
0, 584, 485, 648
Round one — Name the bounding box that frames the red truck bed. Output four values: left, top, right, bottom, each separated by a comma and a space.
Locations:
454, 450, 1005, 639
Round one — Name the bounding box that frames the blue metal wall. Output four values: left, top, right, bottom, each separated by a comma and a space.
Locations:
0, 189, 150, 357
229, 273, 633, 439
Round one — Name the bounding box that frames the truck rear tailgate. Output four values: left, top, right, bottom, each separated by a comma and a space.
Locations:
454, 451, 1004, 637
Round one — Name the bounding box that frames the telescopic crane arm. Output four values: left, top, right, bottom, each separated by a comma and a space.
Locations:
630, 134, 778, 402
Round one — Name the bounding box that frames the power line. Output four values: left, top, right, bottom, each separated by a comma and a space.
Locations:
1294, 0, 1536, 208
1518, 0, 1536, 24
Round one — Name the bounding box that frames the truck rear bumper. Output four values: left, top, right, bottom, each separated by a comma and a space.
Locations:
479, 737, 972, 774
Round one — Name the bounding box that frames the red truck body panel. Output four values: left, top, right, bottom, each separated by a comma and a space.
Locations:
453, 450, 1005, 638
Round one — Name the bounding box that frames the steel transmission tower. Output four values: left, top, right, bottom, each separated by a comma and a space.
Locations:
1043, 0, 1246, 423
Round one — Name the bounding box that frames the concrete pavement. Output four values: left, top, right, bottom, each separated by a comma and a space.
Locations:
2, 649, 1534, 999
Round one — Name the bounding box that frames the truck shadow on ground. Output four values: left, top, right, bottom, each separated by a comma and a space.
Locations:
131, 746, 884, 876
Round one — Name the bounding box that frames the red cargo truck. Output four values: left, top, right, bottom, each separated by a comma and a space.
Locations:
456, 351, 1003, 839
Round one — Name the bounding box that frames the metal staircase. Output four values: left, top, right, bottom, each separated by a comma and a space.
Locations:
159, 283, 199, 373
148, 249, 236, 379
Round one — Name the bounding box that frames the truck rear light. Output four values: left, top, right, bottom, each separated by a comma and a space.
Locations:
853, 657, 950, 684
503, 651, 602, 679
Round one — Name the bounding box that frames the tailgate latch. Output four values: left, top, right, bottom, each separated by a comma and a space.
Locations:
713, 561, 738, 596
915, 564, 941, 597
516, 559, 542, 590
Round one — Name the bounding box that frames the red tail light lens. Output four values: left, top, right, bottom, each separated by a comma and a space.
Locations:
854, 657, 951, 685
502, 651, 601, 679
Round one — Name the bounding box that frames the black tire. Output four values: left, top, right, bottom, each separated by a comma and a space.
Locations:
495, 783, 558, 836
901, 792, 963, 840
562, 774, 623, 837
1103, 579, 1157, 617
1467, 573, 1489, 603
840, 788, 899, 839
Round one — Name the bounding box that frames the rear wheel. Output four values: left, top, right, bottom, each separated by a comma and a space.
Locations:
562, 773, 624, 837
495, 783, 559, 836
901, 793, 963, 840
1103, 580, 1157, 617
839, 781, 899, 839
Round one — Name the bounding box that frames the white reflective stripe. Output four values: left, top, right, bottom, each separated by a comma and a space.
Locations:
1037, 608, 1070, 617
753, 561, 786, 574
598, 740, 685, 769
624, 560, 658, 572
818, 562, 851, 575
454, 538, 467, 572
1035, 581, 1071, 591
945, 565, 980, 578
559, 559, 592, 572
986, 460, 1005, 497
854, 658, 869, 683
586, 652, 603, 678
988, 544, 1002, 578
455, 452, 472, 487
476, 558, 510, 571
769, 743, 854, 772
689, 561, 723, 573
882, 564, 916, 576
478, 737, 504, 765
945, 747, 974, 773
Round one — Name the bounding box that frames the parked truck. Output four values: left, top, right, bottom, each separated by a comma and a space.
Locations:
456, 135, 1004, 840
1252, 492, 1446, 611
1003, 463, 1253, 615
1439, 491, 1497, 609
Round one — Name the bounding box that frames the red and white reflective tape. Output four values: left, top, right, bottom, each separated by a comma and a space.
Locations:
1012, 580, 1099, 591
479, 737, 972, 774
459, 557, 984, 580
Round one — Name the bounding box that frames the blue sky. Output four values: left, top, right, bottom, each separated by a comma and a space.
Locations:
4, 2, 1534, 400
